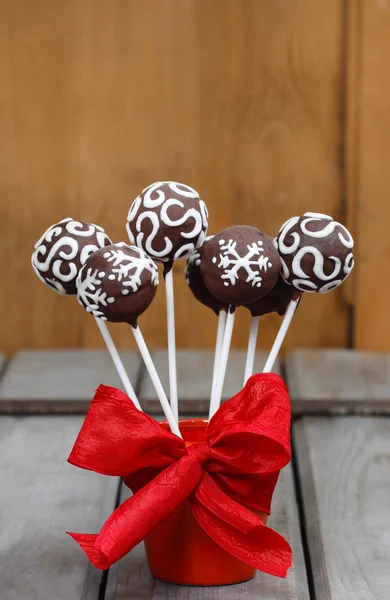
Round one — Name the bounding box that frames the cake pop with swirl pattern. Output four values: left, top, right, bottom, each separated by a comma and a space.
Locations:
31, 218, 111, 295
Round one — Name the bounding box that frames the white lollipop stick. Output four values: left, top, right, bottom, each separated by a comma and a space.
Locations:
164, 267, 179, 423
209, 308, 236, 419
210, 310, 227, 402
262, 295, 301, 373
243, 316, 260, 385
95, 317, 141, 410
131, 325, 182, 438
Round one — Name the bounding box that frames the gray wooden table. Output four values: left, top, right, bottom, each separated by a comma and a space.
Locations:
0, 347, 388, 599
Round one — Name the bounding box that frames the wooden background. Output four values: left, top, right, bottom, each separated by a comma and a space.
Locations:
0, 0, 388, 356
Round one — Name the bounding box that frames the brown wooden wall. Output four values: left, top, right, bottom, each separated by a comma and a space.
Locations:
0, 0, 388, 356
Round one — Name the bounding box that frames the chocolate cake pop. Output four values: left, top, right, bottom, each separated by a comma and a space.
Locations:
32, 218, 111, 295
126, 181, 208, 263
77, 243, 158, 326
245, 276, 296, 317
201, 226, 281, 306
185, 238, 228, 315
276, 212, 354, 294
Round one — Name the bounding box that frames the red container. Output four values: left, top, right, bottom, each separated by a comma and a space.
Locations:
144, 419, 267, 586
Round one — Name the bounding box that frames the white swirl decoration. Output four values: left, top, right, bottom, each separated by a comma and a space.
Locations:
31, 218, 111, 295
126, 181, 208, 262
277, 212, 355, 294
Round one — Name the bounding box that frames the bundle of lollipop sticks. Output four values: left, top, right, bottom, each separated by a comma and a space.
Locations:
31, 183, 355, 437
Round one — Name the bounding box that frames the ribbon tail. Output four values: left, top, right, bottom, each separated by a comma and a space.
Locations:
191, 473, 292, 578
68, 454, 202, 570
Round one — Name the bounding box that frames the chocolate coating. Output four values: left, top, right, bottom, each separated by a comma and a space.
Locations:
276, 212, 355, 294
185, 238, 229, 315
200, 226, 281, 306
245, 276, 295, 317
76, 243, 158, 325
126, 181, 208, 263
31, 218, 111, 295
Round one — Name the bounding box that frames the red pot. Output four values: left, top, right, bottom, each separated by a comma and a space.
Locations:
144, 419, 267, 586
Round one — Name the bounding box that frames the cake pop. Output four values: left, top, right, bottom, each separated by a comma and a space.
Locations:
185, 238, 228, 315
200, 226, 281, 418
31, 218, 111, 295
77, 243, 158, 326
126, 181, 209, 423
201, 226, 281, 306
31, 219, 140, 407
263, 212, 355, 373
126, 181, 208, 263
276, 212, 354, 294
76, 242, 180, 437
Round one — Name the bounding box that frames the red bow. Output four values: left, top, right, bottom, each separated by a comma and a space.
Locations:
67, 372, 292, 577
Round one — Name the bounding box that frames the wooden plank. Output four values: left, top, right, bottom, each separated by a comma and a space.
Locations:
139, 349, 281, 414
293, 416, 390, 600
0, 0, 348, 356
0, 415, 120, 600
0, 349, 141, 413
104, 464, 309, 599
285, 348, 390, 414
352, 1, 390, 351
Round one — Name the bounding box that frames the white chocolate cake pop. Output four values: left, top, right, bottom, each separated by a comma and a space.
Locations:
31, 218, 111, 295
76, 243, 159, 326
200, 226, 281, 306
276, 212, 354, 294
126, 181, 208, 263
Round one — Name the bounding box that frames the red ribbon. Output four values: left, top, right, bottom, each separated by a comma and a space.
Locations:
67, 372, 292, 577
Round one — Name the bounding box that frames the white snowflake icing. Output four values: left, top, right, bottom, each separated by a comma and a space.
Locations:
76, 267, 112, 319
76, 245, 159, 319
215, 239, 273, 288
103, 247, 159, 291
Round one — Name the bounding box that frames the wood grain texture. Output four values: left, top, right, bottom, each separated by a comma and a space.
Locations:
0, 349, 141, 412
139, 348, 281, 414
0, 415, 120, 600
105, 465, 309, 599
285, 348, 390, 414
0, 0, 348, 355
293, 416, 390, 600
353, 1, 390, 351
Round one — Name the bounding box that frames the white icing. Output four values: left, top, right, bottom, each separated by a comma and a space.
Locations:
174, 243, 196, 260
292, 247, 342, 281
217, 239, 271, 288
344, 252, 354, 275
126, 181, 208, 262
319, 280, 343, 294
31, 219, 111, 294
291, 279, 318, 292
303, 212, 333, 220
135, 212, 173, 258
277, 217, 301, 254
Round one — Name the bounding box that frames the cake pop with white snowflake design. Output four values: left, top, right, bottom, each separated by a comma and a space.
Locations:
32, 218, 112, 295
201, 226, 281, 306
77, 243, 158, 326
76, 242, 180, 437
